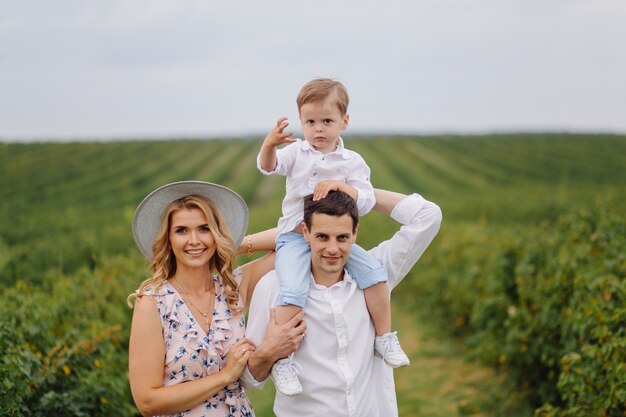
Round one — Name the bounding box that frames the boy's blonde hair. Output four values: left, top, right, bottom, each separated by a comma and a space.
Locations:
297, 78, 349, 116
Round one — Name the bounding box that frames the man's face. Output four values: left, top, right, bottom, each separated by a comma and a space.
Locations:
303, 213, 358, 283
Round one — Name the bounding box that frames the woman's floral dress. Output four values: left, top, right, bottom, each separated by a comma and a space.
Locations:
142, 268, 255, 417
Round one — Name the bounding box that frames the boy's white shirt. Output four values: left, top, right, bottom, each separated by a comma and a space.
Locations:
241, 193, 443, 417
256, 137, 376, 236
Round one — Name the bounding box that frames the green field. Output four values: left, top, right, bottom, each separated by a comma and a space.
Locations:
1, 134, 625, 416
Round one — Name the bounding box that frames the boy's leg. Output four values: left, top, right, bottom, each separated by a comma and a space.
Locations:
271, 232, 310, 396
275, 305, 302, 326
275, 232, 310, 325
363, 283, 391, 336
346, 243, 390, 335
347, 243, 409, 368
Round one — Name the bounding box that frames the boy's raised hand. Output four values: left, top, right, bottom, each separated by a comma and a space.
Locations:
259, 117, 295, 172
264, 117, 296, 147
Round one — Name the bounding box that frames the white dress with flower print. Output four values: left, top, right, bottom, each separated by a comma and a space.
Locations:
141, 268, 254, 417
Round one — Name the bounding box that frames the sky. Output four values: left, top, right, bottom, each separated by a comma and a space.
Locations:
1, 0, 625, 142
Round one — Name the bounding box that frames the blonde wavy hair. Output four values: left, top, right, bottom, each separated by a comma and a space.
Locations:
127, 194, 241, 315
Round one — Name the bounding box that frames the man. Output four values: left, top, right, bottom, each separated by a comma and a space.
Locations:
241, 189, 442, 417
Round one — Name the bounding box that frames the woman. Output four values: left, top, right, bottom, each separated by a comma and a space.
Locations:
127, 181, 303, 417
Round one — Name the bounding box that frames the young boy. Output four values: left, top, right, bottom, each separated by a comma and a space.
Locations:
257, 78, 409, 396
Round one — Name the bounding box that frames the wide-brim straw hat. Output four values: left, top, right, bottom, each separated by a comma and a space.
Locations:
132, 181, 248, 259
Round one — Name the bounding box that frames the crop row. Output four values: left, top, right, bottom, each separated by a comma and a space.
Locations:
400, 204, 625, 416
1, 134, 625, 416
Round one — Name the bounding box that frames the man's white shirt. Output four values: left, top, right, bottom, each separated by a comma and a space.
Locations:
241, 193, 442, 417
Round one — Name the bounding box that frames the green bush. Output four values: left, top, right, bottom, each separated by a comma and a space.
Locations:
404, 208, 626, 416
2, 135, 625, 415
0, 257, 139, 417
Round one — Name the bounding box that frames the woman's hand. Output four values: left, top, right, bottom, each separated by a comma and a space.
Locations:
222, 338, 256, 384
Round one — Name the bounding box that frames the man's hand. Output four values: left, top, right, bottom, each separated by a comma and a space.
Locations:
247, 309, 307, 382
263, 308, 306, 359
313, 180, 357, 201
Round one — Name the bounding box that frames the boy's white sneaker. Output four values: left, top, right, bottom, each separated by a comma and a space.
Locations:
374, 331, 410, 368
271, 358, 303, 396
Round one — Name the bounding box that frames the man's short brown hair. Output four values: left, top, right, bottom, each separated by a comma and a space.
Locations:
303, 190, 358, 232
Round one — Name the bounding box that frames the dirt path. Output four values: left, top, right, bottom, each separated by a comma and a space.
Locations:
247, 305, 531, 417
392, 304, 531, 417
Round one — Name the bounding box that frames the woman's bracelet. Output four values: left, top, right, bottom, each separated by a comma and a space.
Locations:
246, 235, 253, 257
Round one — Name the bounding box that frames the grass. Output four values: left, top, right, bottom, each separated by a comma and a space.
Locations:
1, 134, 625, 416
393, 304, 534, 417
244, 302, 535, 417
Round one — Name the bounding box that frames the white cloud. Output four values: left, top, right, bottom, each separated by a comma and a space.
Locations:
1, 0, 625, 140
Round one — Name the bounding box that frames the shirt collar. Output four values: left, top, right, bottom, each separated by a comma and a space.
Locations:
309, 268, 355, 290
298, 137, 352, 160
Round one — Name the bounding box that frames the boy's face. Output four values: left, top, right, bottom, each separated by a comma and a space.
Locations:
299, 96, 349, 154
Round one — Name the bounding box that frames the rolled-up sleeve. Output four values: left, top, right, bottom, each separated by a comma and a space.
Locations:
355, 187, 376, 215
256, 142, 299, 176
240, 366, 267, 390
368, 194, 442, 290
240, 272, 280, 390
348, 156, 376, 216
